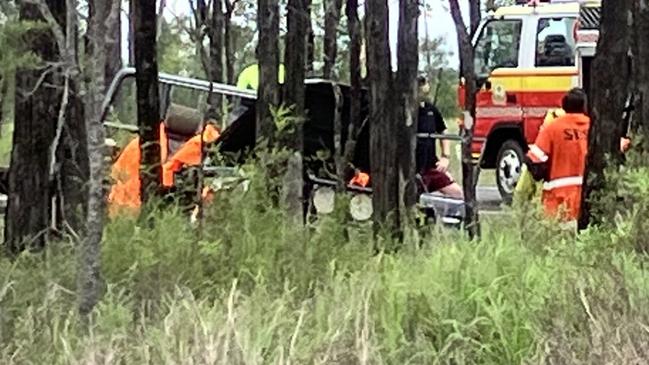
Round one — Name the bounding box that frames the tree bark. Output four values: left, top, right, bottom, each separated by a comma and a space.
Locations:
342, 0, 362, 171
128, 0, 135, 65
305, 0, 315, 75
449, 0, 480, 239
78, 0, 120, 316
396, 0, 419, 219
578, 0, 632, 230
256, 0, 280, 141
207, 0, 224, 119
284, 0, 308, 115
469, 0, 480, 37
134, 0, 161, 202
105, 3, 122, 90
281, 0, 308, 221
4, 1, 65, 254
365, 0, 398, 235
224, 0, 238, 84
57, 75, 88, 235
323, 0, 343, 79
633, 1, 649, 151
52, 0, 89, 236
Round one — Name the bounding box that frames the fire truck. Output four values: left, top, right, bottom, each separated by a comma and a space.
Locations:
462, 0, 600, 202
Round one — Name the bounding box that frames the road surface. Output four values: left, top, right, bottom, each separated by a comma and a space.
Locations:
477, 186, 504, 212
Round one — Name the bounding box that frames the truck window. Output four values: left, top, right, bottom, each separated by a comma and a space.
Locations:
474, 19, 523, 77
535, 17, 577, 67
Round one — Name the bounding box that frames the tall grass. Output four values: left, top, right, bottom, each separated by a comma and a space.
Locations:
2, 154, 649, 364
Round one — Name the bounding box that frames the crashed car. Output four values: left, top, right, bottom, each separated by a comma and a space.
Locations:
101, 68, 466, 227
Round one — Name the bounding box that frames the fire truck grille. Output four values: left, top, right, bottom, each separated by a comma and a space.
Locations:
579, 6, 601, 30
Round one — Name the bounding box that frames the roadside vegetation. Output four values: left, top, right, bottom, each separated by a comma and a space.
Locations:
1, 150, 648, 365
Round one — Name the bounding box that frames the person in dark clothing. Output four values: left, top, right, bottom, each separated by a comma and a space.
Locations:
416, 76, 463, 199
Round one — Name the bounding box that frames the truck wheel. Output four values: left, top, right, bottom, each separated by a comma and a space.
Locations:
496, 140, 524, 204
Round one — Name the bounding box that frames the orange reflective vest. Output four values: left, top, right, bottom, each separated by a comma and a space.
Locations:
527, 113, 590, 221
349, 171, 370, 187
162, 124, 220, 187
108, 123, 220, 216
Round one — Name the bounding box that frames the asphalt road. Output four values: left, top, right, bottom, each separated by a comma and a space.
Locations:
476, 186, 505, 212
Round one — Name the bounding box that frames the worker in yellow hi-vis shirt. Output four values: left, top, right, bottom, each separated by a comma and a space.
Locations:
236, 63, 286, 90
513, 108, 565, 205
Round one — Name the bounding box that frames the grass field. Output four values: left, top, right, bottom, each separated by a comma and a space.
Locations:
1, 152, 648, 364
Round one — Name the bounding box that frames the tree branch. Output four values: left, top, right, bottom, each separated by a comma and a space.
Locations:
49, 68, 71, 182
225, 0, 242, 15
448, 0, 469, 45
25, 0, 67, 61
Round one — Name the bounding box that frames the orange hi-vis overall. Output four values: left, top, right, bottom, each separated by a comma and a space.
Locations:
527, 113, 590, 221
108, 123, 220, 216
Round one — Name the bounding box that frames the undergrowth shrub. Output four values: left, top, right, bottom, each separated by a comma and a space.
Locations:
2, 145, 649, 364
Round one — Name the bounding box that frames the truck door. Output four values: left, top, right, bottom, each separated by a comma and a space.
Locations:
473, 18, 524, 147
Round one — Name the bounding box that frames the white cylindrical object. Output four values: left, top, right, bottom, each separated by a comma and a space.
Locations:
350, 194, 372, 221
313, 187, 335, 214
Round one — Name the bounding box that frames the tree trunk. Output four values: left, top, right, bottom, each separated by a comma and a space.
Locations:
207, 0, 224, 119
134, 0, 161, 202
57, 76, 88, 235
342, 0, 362, 171
365, 0, 398, 235
282, 0, 308, 221
578, 0, 632, 230
323, 0, 343, 79
633, 1, 649, 152
128, 0, 136, 65
105, 4, 122, 90
449, 0, 480, 239
78, 0, 119, 316
57, 0, 90, 237
306, 0, 315, 75
284, 0, 308, 115
4, 1, 64, 254
396, 0, 419, 220
469, 0, 480, 37
256, 0, 280, 141
224, 7, 235, 84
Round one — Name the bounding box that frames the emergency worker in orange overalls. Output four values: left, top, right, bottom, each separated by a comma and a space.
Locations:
108, 107, 220, 216
526, 88, 590, 221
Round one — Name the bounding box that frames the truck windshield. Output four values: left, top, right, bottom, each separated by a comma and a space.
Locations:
474, 19, 523, 77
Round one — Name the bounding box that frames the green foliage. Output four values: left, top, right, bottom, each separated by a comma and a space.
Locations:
157, 17, 206, 78
420, 37, 460, 118
3, 151, 649, 363
583, 148, 649, 253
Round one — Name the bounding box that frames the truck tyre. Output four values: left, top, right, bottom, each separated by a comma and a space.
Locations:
496, 140, 524, 204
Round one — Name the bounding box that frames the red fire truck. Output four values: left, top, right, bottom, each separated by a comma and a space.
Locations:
460, 0, 600, 202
